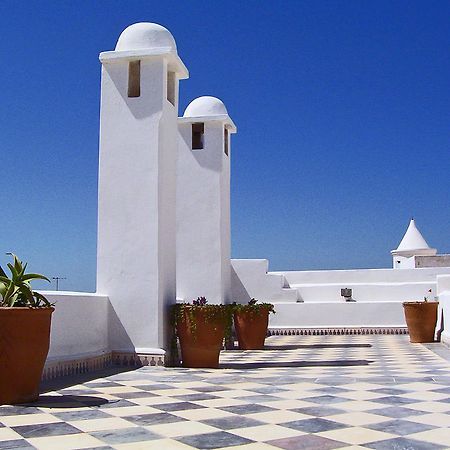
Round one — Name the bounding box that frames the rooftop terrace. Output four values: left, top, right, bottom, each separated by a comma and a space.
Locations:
2, 335, 450, 449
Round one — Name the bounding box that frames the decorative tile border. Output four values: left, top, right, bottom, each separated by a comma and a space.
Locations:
42, 351, 165, 381
111, 351, 165, 368
43, 353, 113, 381
268, 327, 409, 336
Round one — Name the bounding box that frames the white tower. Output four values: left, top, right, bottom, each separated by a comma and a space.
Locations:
97, 23, 188, 364
391, 219, 437, 269
177, 97, 236, 304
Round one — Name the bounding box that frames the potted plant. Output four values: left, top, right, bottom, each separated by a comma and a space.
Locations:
403, 289, 439, 343
172, 297, 232, 368
0, 253, 53, 405
232, 299, 275, 350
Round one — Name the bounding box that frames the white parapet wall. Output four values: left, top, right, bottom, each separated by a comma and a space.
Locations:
231, 259, 299, 302
232, 260, 450, 332
268, 302, 406, 331
273, 267, 450, 303
277, 267, 450, 284
41, 291, 168, 380
42, 292, 110, 378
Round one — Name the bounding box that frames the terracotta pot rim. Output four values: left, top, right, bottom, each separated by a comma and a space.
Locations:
234, 306, 272, 311
0, 306, 55, 311
403, 301, 438, 306
175, 304, 228, 310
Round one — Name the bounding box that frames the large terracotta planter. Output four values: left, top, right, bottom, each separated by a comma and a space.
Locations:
403, 301, 438, 343
0, 307, 54, 405
234, 308, 270, 350
176, 308, 225, 368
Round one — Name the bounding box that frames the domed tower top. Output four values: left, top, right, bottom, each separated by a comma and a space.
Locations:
184, 96, 228, 117
182, 96, 236, 132
115, 23, 177, 53
391, 219, 437, 257
99, 22, 188, 79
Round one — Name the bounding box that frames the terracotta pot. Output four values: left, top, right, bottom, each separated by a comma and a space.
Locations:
0, 307, 54, 405
176, 308, 225, 368
403, 301, 438, 343
234, 308, 270, 350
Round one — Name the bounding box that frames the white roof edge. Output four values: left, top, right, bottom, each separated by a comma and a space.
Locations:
99, 49, 189, 79
391, 248, 437, 256
178, 115, 237, 132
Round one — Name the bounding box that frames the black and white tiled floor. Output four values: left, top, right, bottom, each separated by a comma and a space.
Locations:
2, 335, 450, 449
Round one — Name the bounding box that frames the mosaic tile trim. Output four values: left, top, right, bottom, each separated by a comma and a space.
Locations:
43, 354, 112, 381
42, 351, 165, 381
269, 327, 409, 336
111, 351, 165, 368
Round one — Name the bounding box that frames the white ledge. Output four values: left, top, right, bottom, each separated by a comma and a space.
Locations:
99, 48, 189, 79
113, 347, 166, 355
178, 115, 237, 132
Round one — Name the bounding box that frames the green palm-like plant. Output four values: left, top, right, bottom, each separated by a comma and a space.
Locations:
0, 253, 51, 307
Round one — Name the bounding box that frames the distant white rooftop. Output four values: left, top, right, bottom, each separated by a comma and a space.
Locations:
392, 218, 436, 255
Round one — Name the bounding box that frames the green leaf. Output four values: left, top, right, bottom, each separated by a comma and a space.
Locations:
18, 282, 35, 305
4, 283, 19, 306
0, 275, 11, 284
7, 263, 19, 282
0, 254, 51, 308
18, 262, 27, 281
22, 273, 51, 283
11, 253, 23, 274
34, 291, 52, 307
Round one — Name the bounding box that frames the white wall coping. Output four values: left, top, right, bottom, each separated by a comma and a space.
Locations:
290, 281, 433, 287
121, 347, 166, 355
271, 300, 405, 305
272, 267, 447, 275
99, 49, 189, 79
40, 291, 107, 298
178, 115, 237, 132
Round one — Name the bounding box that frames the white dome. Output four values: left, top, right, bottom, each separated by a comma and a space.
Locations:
115, 23, 177, 53
184, 96, 228, 117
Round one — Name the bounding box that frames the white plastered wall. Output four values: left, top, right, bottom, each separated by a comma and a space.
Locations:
176, 120, 231, 304
232, 260, 450, 329
393, 255, 416, 269
43, 292, 109, 362
96, 56, 178, 355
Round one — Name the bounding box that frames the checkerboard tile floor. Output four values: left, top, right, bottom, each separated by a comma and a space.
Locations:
2, 335, 450, 449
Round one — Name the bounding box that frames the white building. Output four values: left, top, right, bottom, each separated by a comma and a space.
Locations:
38, 22, 450, 377
392, 219, 450, 269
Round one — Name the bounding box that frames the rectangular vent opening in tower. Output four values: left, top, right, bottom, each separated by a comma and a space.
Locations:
167, 71, 176, 106
224, 127, 229, 156
128, 60, 140, 98
192, 123, 204, 150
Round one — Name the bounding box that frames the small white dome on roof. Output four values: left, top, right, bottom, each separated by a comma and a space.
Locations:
395, 219, 431, 252
184, 96, 228, 117
115, 23, 177, 53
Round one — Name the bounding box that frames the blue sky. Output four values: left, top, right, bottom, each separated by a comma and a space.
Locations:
0, 1, 449, 292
